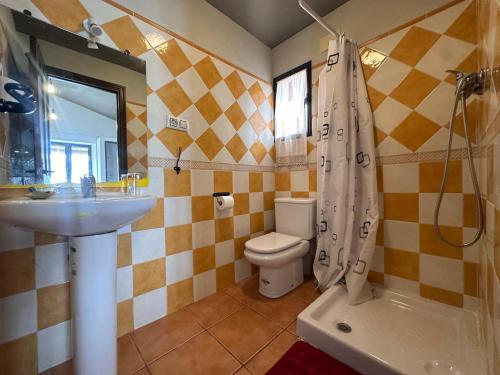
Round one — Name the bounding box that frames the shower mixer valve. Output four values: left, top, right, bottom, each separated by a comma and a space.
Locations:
446, 67, 500, 98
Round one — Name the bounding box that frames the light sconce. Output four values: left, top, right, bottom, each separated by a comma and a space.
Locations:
83, 18, 103, 50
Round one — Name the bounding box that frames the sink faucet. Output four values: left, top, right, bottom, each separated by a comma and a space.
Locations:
81, 174, 96, 198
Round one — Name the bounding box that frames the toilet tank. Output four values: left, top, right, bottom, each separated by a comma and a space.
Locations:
275, 198, 316, 240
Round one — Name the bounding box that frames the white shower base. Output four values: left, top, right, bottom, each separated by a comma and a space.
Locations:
297, 285, 485, 375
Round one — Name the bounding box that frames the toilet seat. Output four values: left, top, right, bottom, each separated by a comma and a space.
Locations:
245, 232, 302, 254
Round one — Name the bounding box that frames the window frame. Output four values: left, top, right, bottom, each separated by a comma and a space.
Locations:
272, 61, 312, 138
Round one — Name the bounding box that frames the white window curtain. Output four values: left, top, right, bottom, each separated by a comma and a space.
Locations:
275, 69, 308, 166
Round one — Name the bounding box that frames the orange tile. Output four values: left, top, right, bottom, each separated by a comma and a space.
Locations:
463, 193, 479, 228
193, 245, 216, 275
249, 172, 263, 192
164, 169, 191, 197
184, 292, 241, 328
276, 171, 291, 191
419, 161, 462, 193
195, 93, 223, 124
225, 71, 246, 99
390, 112, 440, 151
420, 284, 463, 308
445, 49, 478, 84
0, 248, 35, 299
118, 233, 132, 268
368, 270, 385, 285
167, 278, 194, 313
367, 85, 386, 111
450, 99, 478, 144
0, 334, 37, 375
34, 232, 66, 246
132, 310, 203, 364
374, 127, 388, 147
420, 223, 462, 259
215, 217, 234, 243
291, 279, 321, 304
248, 293, 308, 328
250, 212, 264, 234
194, 56, 222, 89
156, 80, 192, 116
234, 193, 250, 215
383, 193, 419, 222
249, 111, 267, 135
376, 220, 384, 246
132, 198, 164, 231
166, 225, 192, 255
263, 192, 275, 211
208, 307, 281, 362
225, 102, 247, 130
390, 26, 440, 66
248, 82, 266, 107
376, 166, 384, 192
191, 196, 214, 222
309, 170, 317, 192
102, 15, 149, 56
291, 191, 309, 198
445, 1, 477, 44
43, 360, 73, 375
246, 331, 297, 374
133, 258, 166, 297
234, 236, 250, 260
33, 0, 90, 33
250, 142, 267, 164
214, 171, 233, 193
226, 134, 247, 162
384, 247, 419, 281
463, 261, 478, 297
117, 299, 134, 337
155, 39, 191, 76
118, 334, 144, 375
37, 283, 70, 329
148, 332, 240, 375
390, 69, 440, 109
196, 128, 224, 160
216, 263, 235, 291
156, 127, 193, 158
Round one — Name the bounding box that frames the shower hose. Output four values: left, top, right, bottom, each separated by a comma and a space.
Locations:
434, 74, 484, 247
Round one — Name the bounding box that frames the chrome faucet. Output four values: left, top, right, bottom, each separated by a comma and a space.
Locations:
81, 174, 96, 198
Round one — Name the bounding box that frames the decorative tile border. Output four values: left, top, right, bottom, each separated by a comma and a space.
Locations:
148, 157, 275, 172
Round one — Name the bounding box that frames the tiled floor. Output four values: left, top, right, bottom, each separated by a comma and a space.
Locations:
46, 275, 321, 375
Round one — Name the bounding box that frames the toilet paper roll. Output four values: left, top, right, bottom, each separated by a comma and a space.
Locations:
216, 195, 234, 210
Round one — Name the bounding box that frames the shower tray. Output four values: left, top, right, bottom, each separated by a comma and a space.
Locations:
297, 285, 486, 375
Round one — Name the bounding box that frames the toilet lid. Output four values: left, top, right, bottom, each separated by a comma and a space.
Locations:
245, 232, 302, 254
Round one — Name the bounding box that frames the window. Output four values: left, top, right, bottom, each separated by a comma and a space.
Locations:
273, 61, 312, 139
50, 141, 92, 183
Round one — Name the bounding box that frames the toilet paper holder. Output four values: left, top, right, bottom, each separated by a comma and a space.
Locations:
213, 192, 230, 207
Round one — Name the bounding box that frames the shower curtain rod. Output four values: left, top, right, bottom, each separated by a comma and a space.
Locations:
298, 0, 340, 38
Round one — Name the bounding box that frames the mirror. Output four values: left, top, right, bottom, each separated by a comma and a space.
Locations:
0, 6, 147, 185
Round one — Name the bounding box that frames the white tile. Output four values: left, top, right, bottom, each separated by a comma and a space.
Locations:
462, 295, 478, 312
415, 81, 456, 126
383, 220, 419, 252
215, 240, 234, 267
238, 121, 258, 148
376, 136, 412, 156
117, 224, 132, 234
275, 191, 291, 198
192, 220, 215, 249
212, 58, 232, 79
259, 100, 273, 124
132, 228, 165, 264
164, 197, 192, 227
264, 210, 275, 231
234, 214, 250, 238
249, 192, 264, 213
419, 193, 463, 227
183, 105, 209, 140
367, 27, 408, 56
0, 291, 37, 345
486, 200, 495, 243
420, 254, 463, 293
211, 81, 234, 111
382, 163, 418, 192
374, 97, 412, 134
0, 222, 33, 252
166, 251, 193, 285
235, 258, 251, 282
146, 93, 169, 135
116, 266, 133, 303
237, 92, 257, 119
463, 158, 479, 194
131, 15, 169, 49
213, 147, 235, 164
80, 0, 125, 24
384, 274, 419, 295
177, 39, 205, 65
416, 1, 469, 33
212, 114, 237, 145
416, 35, 475, 80
183, 142, 209, 162
371, 245, 384, 273
233, 171, 249, 193
239, 72, 257, 89
177, 67, 208, 102
290, 170, 309, 191
191, 170, 214, 196
263, 172, 275, 192
462, 228, 480, 263
193, 270, 216, 301
37, 321, 72, 373
148, 135, 174, 158
35, 243, 69, 288
145, 167, 164, 198
142, 49, 173, 92
259, 128, 274, 150
416, 127, 466, 153
133, 287, 167, 329
367, 57, 411, 95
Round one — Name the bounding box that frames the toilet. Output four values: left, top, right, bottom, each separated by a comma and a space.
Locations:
244, 198, 316, 298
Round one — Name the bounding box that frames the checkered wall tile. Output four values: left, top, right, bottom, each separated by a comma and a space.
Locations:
126, 102, 148, 174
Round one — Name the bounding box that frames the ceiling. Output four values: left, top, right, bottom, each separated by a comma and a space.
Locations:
205, 0, 348, 48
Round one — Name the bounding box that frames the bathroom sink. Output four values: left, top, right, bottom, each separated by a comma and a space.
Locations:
0, 192, 156, 236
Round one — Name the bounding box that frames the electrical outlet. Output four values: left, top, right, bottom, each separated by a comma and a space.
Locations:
167, 115, 189, 133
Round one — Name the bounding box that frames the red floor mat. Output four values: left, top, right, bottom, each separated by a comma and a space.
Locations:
266, 341, 360, 375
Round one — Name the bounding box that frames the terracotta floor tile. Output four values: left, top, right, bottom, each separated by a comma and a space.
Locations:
286, 320, 297, 335
41, 360, 73, 374
148, 332, 240, 375
133, 369, 149, 375
291, 279, 322, 303
248, 293, 308, 328
246, 331, 298, 375
208, 307, 281, 363
132, 309, 203, 363
183, 292, 242, 328
235, 367, 252, 374
118, 334, 145, 375
223, 275, 261, 305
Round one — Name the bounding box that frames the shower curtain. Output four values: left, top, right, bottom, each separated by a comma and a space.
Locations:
314, 36, 379, 305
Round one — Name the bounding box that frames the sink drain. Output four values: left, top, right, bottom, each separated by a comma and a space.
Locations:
336, 322, 352, 333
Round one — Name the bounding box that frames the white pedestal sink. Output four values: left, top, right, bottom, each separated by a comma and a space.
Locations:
0, 192, 156, 375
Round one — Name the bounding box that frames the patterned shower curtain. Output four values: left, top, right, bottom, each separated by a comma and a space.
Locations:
314, 36, 379, 305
